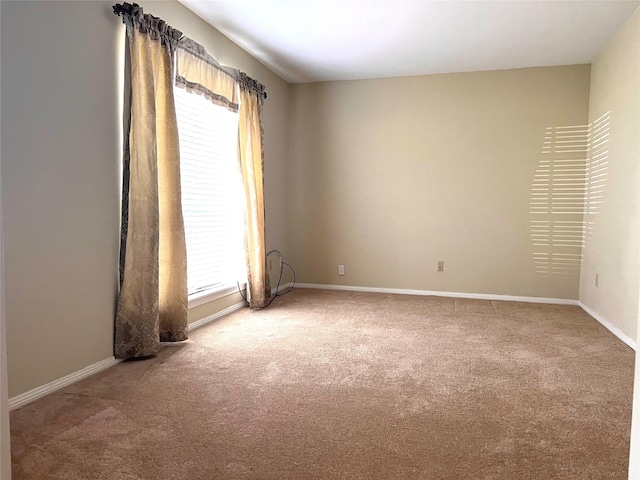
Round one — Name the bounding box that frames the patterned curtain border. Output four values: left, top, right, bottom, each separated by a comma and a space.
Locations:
174, 76, 240, 113
118, 37, 132, 289
239, 72, 267, 101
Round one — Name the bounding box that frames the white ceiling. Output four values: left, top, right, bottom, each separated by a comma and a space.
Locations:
179, 0, 640, 83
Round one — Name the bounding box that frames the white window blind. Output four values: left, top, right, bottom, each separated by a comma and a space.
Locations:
174, 86, 246, 296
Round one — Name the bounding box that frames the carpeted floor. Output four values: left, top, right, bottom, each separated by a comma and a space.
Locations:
10, 289, 635, 479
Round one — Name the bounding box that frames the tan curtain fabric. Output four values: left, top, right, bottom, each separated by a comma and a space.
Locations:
238, 79, 270, 308
115, 9, 188, 358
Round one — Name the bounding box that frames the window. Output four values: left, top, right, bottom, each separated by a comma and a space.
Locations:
174, 86, 246, 298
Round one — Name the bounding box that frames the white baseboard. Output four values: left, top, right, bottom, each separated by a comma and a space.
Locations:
297, 283, 636, 351
9, 302, 248, 411
9, 287, 633, 412
579, 302, 636, 350
272, 282, 294, 296
296, 283, 576, 305
9, 356, 122, 411
188, 301, 246, 332
9, 303, 245, 410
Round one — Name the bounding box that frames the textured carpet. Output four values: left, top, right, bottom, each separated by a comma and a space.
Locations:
10, 289, 635, 479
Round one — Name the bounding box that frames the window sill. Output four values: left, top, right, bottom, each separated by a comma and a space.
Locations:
188, 284, 246, 309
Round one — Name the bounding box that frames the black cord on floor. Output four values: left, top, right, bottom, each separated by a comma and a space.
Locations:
237, 250, 296, 308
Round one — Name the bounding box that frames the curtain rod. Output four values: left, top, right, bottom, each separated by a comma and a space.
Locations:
112, 2, 267, 100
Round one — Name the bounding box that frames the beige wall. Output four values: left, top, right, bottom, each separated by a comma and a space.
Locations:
580, 8, 640, 343
0, 0, 291, 398
1, 139, 11, 478
289, 66, 591, 299
1, 1, 122, 398
592, 8, 640, 479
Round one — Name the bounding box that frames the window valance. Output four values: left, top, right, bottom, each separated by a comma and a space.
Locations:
114, 2, 267, 113
176, 38, 240, 112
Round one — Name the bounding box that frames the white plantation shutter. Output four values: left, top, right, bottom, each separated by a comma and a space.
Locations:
174, 86, 246, 296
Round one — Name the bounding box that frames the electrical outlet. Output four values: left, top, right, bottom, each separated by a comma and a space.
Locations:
338, 264, 345, 276
595, 273, 599, 287
437, 260, 445, 272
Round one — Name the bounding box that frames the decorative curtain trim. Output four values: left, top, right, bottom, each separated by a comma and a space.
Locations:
239, 72, 267, 100
175, 75, 239, 112
118, 36, 132, 290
